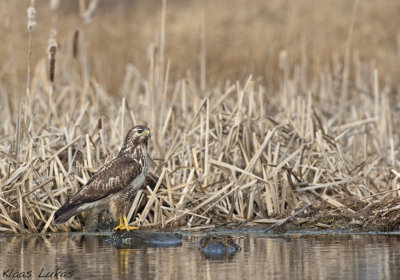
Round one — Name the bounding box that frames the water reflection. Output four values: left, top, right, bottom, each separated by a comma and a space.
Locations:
1, 233, 400, 279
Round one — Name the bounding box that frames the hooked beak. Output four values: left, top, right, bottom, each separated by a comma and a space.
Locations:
145, 129, 151, 139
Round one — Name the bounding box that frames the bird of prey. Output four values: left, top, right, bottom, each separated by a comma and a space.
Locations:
54, 125, 151, 231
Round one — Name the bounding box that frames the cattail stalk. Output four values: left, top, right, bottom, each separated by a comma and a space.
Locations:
26, 0, 37, 95
47, 29, 57, 126
19, 0, 37, 162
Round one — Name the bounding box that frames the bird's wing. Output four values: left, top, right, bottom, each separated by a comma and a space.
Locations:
69, 156, 143, 205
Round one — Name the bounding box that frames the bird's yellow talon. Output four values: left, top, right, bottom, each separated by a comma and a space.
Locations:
114, 216, 138, 231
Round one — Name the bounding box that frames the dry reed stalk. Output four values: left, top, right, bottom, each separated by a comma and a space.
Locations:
165, 170, 174, 208
126, 190, 144, 223
159, 0, 166, 86
200, 3, 206, 92
81, 0, 99, 24
137, 168, 166, 225
203, 98, 210, 187
26, 0, 36, 117
340, 0, 359, 124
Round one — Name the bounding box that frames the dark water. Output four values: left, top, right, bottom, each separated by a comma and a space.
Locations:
1, 231, 400, 280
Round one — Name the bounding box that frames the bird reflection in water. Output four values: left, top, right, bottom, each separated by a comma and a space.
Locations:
117, 248, 139, 275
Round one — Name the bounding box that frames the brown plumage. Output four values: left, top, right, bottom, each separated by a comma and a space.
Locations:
54, 125, 151, 231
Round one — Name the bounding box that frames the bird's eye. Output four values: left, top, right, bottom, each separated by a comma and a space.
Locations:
137, 129, 143, 134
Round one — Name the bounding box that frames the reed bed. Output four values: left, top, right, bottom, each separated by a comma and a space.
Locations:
0, 1, 399, 233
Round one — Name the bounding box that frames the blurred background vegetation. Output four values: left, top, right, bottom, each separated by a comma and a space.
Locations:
1, 0, 399, 95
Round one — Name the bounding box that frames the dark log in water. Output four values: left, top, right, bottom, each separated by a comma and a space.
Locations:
198, 235, 241, 259
106, 230, 182, 249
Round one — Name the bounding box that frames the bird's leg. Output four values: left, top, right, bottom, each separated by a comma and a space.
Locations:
114, 216, 138, 231
123, 215, 138, 231
114, 217, 125, 231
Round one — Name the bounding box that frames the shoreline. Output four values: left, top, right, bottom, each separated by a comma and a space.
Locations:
3, 197, 400, 236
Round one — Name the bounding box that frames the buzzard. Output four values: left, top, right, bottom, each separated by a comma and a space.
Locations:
54, 125, 151, 231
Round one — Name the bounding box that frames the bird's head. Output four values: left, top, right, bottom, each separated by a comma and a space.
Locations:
129, 125, 151, 144
119, 125, 151, 156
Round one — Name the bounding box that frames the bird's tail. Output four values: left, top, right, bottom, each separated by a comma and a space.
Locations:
54, 202, 80, 224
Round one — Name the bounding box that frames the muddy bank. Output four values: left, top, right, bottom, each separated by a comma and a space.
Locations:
255, 197, 400, 233
157, 197, 400, 234
84, 197, 400, 234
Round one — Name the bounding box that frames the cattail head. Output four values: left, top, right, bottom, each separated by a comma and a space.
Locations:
73, 30, 79, 59
26, 1, 37, 31
97, 118, 102, 130
47, 29, 58, 83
